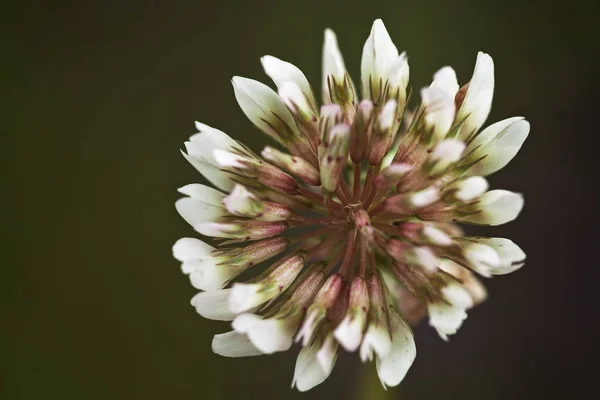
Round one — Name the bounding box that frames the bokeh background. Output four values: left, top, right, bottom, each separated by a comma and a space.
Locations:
3, 0, 599, 398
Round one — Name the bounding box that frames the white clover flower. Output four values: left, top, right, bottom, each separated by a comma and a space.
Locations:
173, 18, 529, 392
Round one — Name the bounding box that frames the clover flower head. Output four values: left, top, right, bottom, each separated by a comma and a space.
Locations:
174, 18, 529, 391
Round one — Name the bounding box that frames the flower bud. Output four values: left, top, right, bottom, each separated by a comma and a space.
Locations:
420, 66, 459, 144
319, 123, 351, 193
350, 100, 374, 163
228, 253, 306, 313
423, 139, 465, 177
386, 240, 439, 274
443, 176, 489, 202
195, 220, 288, 241
334, 277, 369, 351
261, 146, 321, 186
213, 149, 299, 194
374, 163, 412, 189
322, 29, 355, 110
360, 272, 392, 361
224, 184, 264, 217
296, 274, 343, 346
368, 100, 397, 165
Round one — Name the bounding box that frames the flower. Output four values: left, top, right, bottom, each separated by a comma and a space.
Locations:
173, 18, 529, 392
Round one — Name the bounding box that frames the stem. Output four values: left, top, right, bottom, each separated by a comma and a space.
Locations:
289, 226, 333, 244
289, 214, 340, 227
360, 165, 380, 203
358, 237, 367, 277
338, 229, 358, 276
338, 179, 353, 205
369, 202, 386, 218
352, 162, 361, 201
297, 186, 343, 210
335, 186, 350, 205
360, 166, 374, 202
306, 232, 344, 260
368, 246, 377, 273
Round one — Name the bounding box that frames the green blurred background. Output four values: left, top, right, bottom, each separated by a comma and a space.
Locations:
3, 0, 598, 398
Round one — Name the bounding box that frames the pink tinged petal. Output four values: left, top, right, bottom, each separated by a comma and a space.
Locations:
211, 330, 263, 358
456, 52, 495, 140
191, 289, 237, 321
172, 237, 214, 262
375, 312, 416, 388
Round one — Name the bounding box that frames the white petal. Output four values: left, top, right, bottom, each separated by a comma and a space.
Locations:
232, 76, 298, 145
422, 225, 453, 246
292, 340, 332, 392
232, 313, 299, 354
441, 283, 474, 309
223, 184, 261, 217
360, 325, 392, 362
261, 55, 316, 110
446, 176, 489, 202
459, 190, 524, 226
212, 148, 246, 169
191, 289, 237, 321
469, 237, 526, 275
430, 66, 459, 96
181, 150, 235, 192
361, 19, 399, 98
456, 52, 495, 140
316, 334, 338, 374
464, 118, 530, 176
177, 184, 225, 206
410, 187, 440, 208
193, 222, 240, 238
421, 86, 456, 141
322, 28, 346, 102
193, 121, 241, 152
228, 283, 269, 314
388, 52, 410, 91
279, 81, 313, 116
333, 315, 363, 352
461, 242, 501, 277
212, 330, 263, 357
175, 197, 225, 226
186, 260, 238, 291
172, 237, 214, 262
376, 312, 416, 388
427, 302, 467, 341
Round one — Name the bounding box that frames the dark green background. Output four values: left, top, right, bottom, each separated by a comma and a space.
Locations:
3, 0, 598, 398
